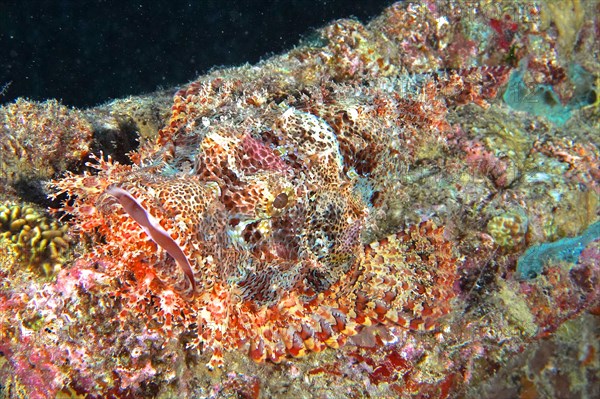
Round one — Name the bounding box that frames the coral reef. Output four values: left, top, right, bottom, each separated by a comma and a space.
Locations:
540, 0, 586, 59
0, 203, 70, 275
465, 313, 600, 399
0, 99, 93, 182
0, 1, 599, 398
487, 210, 529, 249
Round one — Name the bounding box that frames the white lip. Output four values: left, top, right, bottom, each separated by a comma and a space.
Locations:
105, 184, 196, 296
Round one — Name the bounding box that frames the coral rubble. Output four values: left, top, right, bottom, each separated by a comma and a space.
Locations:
0, 1, 599, 398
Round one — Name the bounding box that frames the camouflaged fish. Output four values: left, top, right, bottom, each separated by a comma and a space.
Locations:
52, 68, 510, 367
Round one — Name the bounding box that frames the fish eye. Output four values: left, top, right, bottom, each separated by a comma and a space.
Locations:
272, 192, 289, 209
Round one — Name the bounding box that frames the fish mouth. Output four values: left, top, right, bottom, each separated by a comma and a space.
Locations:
104, 184, 197, 296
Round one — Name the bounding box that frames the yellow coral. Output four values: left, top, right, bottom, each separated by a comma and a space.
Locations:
487, 210, 529, 248
0, 203, 71, 275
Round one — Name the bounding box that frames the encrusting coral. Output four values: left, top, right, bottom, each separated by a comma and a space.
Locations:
487, 210, 529, 249
0, 203, 70, 275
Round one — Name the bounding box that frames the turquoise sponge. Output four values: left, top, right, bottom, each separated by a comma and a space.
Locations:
517, 222, 600, 279
503, 63, 595, 126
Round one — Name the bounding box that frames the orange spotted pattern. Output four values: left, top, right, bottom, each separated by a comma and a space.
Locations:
48, 66, 512, 367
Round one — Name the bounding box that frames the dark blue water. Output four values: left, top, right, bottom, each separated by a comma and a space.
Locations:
0, 0, 393, 107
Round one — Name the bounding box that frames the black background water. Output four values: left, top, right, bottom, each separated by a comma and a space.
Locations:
0, 0, 393, 108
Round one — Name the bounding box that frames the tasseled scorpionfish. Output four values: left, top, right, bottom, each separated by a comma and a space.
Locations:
51, 69, 508, 367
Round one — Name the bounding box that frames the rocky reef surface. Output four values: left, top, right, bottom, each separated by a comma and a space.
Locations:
1, 1, 599, 398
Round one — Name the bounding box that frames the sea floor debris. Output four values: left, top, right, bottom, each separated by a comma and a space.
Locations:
1, 1, 599, 398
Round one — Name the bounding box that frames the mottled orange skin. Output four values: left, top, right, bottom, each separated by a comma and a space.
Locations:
49, 56, 516, 368
54, 112, 459, 368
